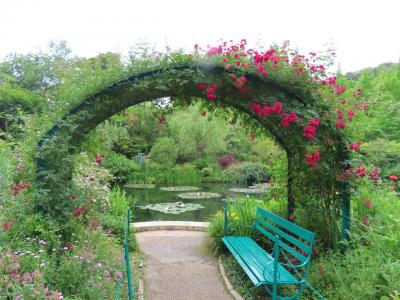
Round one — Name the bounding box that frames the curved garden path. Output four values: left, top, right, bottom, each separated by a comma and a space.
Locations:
136, 230, 232, 300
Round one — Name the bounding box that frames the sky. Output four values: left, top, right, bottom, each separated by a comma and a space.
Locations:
0, 0, 399, 73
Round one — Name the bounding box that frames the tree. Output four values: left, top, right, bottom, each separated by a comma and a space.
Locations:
148, 137, 178, 167
168, 105, 228, 161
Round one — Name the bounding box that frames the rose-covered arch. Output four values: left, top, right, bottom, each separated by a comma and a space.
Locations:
36, 43, 356, 246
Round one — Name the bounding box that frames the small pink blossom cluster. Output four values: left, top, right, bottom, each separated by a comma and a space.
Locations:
305, 151, 320, 167
197, 82, 221, 101
303, 119, 320, 140
12, 182, 30, 197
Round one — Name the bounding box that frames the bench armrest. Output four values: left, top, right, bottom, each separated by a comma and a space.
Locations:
281, 258, 310, 269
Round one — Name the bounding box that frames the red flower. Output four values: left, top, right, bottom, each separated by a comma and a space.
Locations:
269, 102, 282, 115
306, 151, 320, 167
73, 207, 86, 217
369, 165, 379, 181
2, 221, 11, 231
350, 142, 361, 152
12, 182, 30, 197
280, 112, 298, 128
303, 125, 316, 140
335, 85, 346, 95
196, 82, 207, 91
364, 199, 372, 209
303, 119, 320, 140
224, 64, 232, 71
66, 242, 74, 249
336, 120, 346, 129
309, 119, 320, 127
362, 216, 369, 226
251, 103, 261, 114
158, 116, 166, 124
95, 154, 104, 164
388, 175, 398, 181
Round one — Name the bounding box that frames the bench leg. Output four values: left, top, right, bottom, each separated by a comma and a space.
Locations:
265, 282, 306, 300
272, 283, 278, 300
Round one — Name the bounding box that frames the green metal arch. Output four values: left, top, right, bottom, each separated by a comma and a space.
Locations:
35, 63, 350, 242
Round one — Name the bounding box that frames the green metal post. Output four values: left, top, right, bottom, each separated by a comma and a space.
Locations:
125, 209, 134, 300
341, 180, 351, 242
223, 200, 227, 236
127, 208, 131, 239
272, 235, 280, 300
124, 242, 133, 300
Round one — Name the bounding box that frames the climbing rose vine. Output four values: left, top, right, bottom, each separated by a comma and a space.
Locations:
193, 39, 373, 178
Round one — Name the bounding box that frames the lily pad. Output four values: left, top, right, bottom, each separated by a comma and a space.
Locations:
139, 202, 204, 214
124, 183, 156, 189
229, 184, 268, 194
160, 186, 201, 192
177, 192, 221, 199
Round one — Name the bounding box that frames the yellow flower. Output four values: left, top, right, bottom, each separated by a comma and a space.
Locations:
215, 211, 223, 217
230, 212, 239, 221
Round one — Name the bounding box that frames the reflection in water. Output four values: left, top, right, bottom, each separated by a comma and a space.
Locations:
123, 183, 268, 222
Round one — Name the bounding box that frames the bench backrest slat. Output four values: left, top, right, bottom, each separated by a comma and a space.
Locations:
255, 223, 307, 263
256, 217, 310, 254
255, 208, 315, 264
257, 208, 315, 243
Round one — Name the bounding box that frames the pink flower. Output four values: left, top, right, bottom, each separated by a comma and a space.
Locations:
251, 103, 261, 114
303, 125, 316, 140
280, 112, 298, 127
362, 216, 369, 226
104, 270, 111, 282
114, 271, 123, 281
224, 64, 232, 71
2, 221, 11, 231
369, 165, 379, 181
196, 82, 207, 91
350, 142, 361, 152
95, 154, 104, 164
364, 199, 372, 209
305, 151, 320, 167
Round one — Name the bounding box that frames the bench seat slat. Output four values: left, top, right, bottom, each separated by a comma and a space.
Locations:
222, 236, 298, 286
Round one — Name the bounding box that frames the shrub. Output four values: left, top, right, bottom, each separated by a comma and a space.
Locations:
100, 151, 139, 184
200, 167, 213, 177
222, 162, 270, 185
109, 186, 130, 217
217, 152, 237, 169
193, 158, 208, 170
362, 138, 400, 177
148, 137, 178, 167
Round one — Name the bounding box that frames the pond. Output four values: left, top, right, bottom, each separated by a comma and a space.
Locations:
123, 183, 269, 222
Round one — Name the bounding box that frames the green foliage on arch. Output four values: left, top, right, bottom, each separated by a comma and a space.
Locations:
35, 41, 360, 246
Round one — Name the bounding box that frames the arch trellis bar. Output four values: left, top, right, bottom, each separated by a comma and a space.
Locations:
35, 63, 351, 245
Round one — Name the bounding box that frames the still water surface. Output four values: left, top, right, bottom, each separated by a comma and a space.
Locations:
124, 183, 268, 222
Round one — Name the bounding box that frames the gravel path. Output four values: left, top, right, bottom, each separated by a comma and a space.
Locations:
136, 230, 232, 300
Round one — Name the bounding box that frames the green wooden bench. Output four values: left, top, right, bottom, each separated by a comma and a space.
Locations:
222, 204, 315, 300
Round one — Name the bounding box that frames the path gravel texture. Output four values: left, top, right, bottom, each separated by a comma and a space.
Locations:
136, 230, 232, 300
